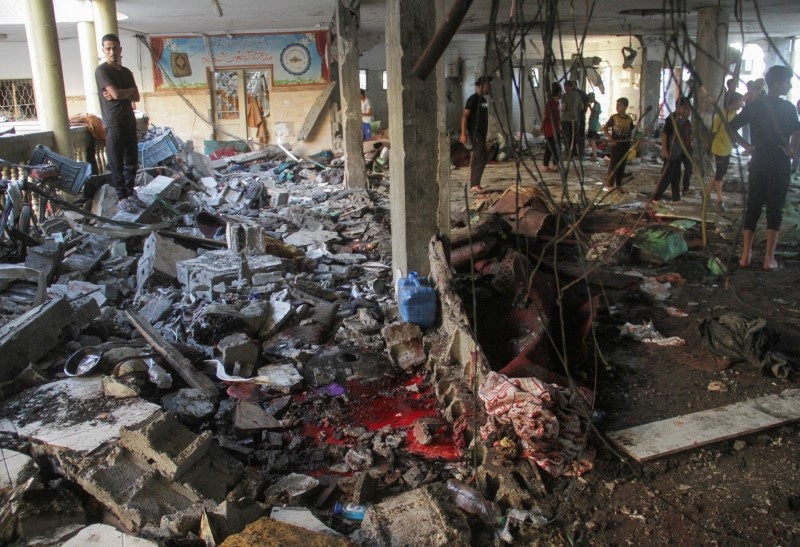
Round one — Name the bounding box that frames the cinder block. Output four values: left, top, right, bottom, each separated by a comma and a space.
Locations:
119, 411, 212, 481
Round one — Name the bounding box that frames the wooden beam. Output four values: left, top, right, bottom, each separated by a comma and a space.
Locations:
296, 81, 336, 141
126, 310, 219, 400
606, 389, 800, 462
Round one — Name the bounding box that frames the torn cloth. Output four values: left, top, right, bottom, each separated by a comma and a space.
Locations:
699, 313, 794, 378
478, 372, 594, 477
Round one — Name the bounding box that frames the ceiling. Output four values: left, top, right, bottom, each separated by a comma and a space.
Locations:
0, 0, 796, 49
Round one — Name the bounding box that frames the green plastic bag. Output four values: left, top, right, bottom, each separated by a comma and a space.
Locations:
634, 229, 688, 264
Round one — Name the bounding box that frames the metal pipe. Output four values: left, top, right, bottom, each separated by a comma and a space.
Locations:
411, 0, 474, 81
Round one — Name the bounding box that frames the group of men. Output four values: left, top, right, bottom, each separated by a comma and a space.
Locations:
460, 66, 800, 272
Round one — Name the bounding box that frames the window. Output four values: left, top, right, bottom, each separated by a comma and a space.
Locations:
382, 70, 387, 90
0, 78, 37, 120
529, 67, 540, 88
359, 69, 367, 90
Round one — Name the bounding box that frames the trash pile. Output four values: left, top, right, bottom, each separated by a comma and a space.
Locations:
0, 130, 554, 545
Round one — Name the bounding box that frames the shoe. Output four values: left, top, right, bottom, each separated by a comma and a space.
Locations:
764, 262, 783, 272
471, 185, 485, 193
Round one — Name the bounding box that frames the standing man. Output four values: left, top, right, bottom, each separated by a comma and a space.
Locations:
96, 33, 141, 213
360, 89, 374, 141
560, 80, 583, 163
460, 75, 491, 192
729, 65, 800, 271
655, 97, 693, 204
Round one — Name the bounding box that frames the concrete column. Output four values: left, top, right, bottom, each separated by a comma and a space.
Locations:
694, 7, 729, 165
764, 37, 793, 70
434, 0, 450, 250
335, 0, 368, 189
386, 0, 439, 278
78, 20, 101, 116
640, 38, 665, 133
92, 0, 118, 50
24, 0, 71, 155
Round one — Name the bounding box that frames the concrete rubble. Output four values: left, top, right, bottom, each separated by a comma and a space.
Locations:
4, 120, 793, 546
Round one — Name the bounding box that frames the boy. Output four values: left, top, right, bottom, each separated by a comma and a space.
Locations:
603, 97, 634, 191
360, 89, 374, 140
706, 92, 743, 208
729, 65, 800, 270
460, 75, 492, 192
654, 97, 693, 203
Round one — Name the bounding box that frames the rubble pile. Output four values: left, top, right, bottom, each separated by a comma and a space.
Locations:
0, 133, 544, 545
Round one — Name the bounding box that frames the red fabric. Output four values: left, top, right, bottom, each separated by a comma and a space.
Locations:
150, 37, 165, 90
315, 31, 330, 82
542, 97, 561, 138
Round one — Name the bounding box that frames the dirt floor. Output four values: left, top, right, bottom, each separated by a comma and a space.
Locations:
451, 155, 800, 545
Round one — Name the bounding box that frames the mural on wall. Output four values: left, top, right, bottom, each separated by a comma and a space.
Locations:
150, 31, 330, 90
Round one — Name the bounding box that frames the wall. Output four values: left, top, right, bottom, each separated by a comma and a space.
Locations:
0, 31, 334, 156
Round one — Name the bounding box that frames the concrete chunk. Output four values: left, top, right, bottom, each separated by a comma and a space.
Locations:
90, 184, 119, 218
361, 484, 471, 546
255, 364, 303, 393
217, 333, 259, 366
234, 401, 281, 435
176, 250, 282, 294
119, 411, 212, 480
62, 524, 158, 546
137, 175, 181, 206
161, 388, 216, 422
0, 297, 72, 382
137, 233, 196, 294
382, 322, 426, 370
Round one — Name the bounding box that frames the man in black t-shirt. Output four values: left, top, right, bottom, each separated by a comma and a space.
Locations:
96, 33, 141, 211
460, 76, 491, 192
729, 65, 800, 271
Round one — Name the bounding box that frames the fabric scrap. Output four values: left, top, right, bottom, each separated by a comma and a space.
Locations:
478, 371, 594, 477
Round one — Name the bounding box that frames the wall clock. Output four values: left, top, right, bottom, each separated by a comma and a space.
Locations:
280, 43, 311, 76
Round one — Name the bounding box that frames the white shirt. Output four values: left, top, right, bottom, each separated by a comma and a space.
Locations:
361, 97, 374, 123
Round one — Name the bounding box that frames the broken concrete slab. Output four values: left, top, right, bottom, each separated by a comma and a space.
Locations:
0, 377, 160, 453
137, 175, 182, 206
76, 446, 201, 531
283, 229, 339, 247
0, 297, 72, 383
176, 250, 282, 294
253, 364, 303, 393
25, 240, 65, 284
138, 291, 178, 325
217, 333, 259, 366
137, 232, 197, 294
227, 223, 267, 255
234, 401, 281, 435
161, 388, 216, 422
61, 523, 158, 546
0, 448, 38, 490
382, 322, 426, 370
262, 473, 319, 505
304, 345, 392, 387
91, 183, 120, 218
178, 444, 244, 502
360, 483, 470, 546
119, 411, 212, 480
208, 498, 269, 539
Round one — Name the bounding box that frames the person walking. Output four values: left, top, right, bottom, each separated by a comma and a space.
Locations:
654, 97, 693, 203
560, 80, 583, 163
603, 97, 634, 192
729, 65, 800, 271
460, 75, 492, 192
706, 92, 743, 209
541, 82, 562, 172
96, 33, 141, 213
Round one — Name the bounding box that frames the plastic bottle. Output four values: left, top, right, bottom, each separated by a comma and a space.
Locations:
397, 271, 437, 328
446, 479, 502, 525
334, 501, 367, 521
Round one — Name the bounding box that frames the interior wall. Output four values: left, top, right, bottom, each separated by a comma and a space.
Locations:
0, 31, 334, 155
360, 44, 388, 133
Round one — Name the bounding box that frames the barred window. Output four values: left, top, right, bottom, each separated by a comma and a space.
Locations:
0, 79, 37, 120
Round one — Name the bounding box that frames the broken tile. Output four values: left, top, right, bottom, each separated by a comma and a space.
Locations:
263, 473, 319, 504
61, 523, 158, 546
161, 388, 216, 422
234, 401, 281, 435
0, 448, 38, 489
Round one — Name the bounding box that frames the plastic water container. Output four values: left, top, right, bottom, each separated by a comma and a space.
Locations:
397, 271, 436, 328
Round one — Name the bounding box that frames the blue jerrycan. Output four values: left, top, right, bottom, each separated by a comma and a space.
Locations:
397, 271, 436, 328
